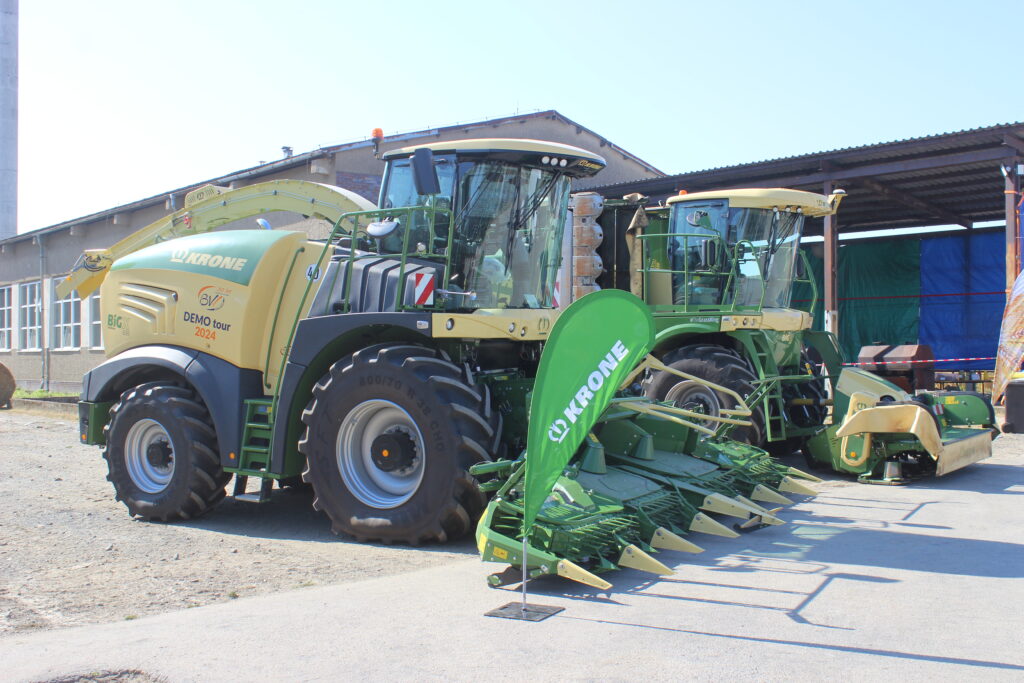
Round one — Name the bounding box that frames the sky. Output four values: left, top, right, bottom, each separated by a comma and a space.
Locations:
15, 0, 1024, 232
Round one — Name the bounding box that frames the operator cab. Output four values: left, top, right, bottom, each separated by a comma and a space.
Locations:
377, 139, 606, 310
663, 188, 841, 310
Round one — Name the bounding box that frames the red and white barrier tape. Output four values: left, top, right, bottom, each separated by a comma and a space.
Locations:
842, 356, 995, 366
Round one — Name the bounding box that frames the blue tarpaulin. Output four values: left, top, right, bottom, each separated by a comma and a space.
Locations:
798, 230, 1006, 369
918, 231, 1004, 370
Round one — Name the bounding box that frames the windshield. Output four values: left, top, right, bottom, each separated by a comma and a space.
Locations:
377, 156, 570, 310
448, 160, 570, 309
668, 203, 805, 309
730, 208, 803, 308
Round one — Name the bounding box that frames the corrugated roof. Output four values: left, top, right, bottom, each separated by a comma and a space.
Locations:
594, 121, 1024, 235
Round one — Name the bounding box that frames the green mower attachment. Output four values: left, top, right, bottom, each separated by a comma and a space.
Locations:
804, 368, 998, 484
474, 381, 821, 589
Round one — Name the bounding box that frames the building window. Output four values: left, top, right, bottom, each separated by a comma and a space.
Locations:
52, 280, 82, 350
88, 292, 103, 349
0, 286, 11, 350
19, 281, 42, 350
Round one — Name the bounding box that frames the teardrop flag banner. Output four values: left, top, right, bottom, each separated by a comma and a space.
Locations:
993, 268, 1024, 402
522, 289, 655, 531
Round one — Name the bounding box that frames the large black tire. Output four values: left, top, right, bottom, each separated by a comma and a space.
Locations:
643, 344, 765, 445
299, 344, 493, 544
103, 382, 229, 521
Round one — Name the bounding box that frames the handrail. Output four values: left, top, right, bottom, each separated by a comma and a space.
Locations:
635, 230, 767, 312
794, 249, 818, 314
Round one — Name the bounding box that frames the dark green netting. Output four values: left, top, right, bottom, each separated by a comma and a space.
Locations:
795, 239, 920, 360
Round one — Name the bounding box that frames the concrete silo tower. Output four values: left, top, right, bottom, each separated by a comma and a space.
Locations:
0, 0, 15, 240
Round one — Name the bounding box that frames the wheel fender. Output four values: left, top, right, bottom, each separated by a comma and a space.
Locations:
652, 324, 724, 356
83, 345, 264, 464
83, 345, 200, 402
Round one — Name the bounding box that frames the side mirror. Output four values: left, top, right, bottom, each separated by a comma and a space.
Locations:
700, 239, 718, 269
795, 254, 807, 280
367, 218, 400, 238
412, 148, 440, 196
827, 189, 847, 214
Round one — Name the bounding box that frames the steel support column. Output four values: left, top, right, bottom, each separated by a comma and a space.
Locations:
823, 179, 839, 335
1005, 161, 1021, 292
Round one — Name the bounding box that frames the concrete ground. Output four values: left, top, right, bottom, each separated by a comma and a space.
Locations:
2, 438, 1023, 682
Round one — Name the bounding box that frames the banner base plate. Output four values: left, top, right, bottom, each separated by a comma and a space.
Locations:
485, 602, 564, 622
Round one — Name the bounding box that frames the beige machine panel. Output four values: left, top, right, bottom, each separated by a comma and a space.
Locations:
101, 231, 326, 392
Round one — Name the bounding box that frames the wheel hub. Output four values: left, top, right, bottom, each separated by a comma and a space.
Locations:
666, 380, 721, 418
124, 418, 175, 494
371, 431, 417, 472
146, 441, 172, 469
336, 399, 427, 509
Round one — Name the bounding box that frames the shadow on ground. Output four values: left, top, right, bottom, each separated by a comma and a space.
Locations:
172, 484, 478, 557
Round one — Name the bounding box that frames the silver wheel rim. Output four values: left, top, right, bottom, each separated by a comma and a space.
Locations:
665, 380, 722, 427
337, 399, 426, 509
124, 418, 174, 494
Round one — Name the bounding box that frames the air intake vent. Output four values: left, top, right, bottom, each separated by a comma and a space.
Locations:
117, 283, 178, 334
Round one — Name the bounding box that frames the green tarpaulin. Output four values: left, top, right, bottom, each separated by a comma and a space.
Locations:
795, 239, 920, 359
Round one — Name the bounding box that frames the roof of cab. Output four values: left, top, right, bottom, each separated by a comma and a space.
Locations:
665, 188, 834, 216
381, 138, 606, 165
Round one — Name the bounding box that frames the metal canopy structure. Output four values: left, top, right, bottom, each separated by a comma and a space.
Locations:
593, 122, 1024, 333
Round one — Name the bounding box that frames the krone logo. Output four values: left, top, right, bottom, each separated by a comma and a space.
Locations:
546, 340, 630, 443
547, 418, 569, 443
170, 249, 249, 272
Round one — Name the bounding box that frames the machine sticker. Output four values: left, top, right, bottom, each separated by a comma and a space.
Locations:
183, 310, 233, 341
575, 159, 603, 171
106, 313, 130, 336
171, 248, 248, 271
197, 285, 231, 312
493, 546, 509, 560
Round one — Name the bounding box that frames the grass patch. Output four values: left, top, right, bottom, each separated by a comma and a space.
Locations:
13, 388, 79, 399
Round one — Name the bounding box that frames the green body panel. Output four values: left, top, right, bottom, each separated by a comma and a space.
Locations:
79, 401, 114, 445
916, 391, 996, 427
804, 379, 998, 481
651, 318, 721, 346
110, 229, 287, 286
478, 373, 533, 455
803, 330, 844, 377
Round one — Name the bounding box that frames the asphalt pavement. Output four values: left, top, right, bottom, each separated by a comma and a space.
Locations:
2, 440, 1023, 682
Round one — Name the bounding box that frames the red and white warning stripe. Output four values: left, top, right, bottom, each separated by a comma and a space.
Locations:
413, 273, 434, 306
842, 356, 995, 366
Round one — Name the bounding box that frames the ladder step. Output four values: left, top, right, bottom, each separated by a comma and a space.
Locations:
233, 476, 274, 503
235, 492, 267, 503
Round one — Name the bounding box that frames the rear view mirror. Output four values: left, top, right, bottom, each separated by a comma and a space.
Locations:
412, 148, 440, 196
700, 239, 718, 269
